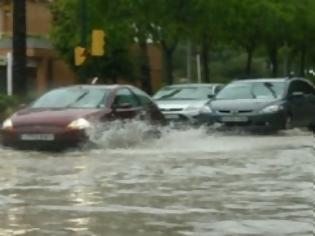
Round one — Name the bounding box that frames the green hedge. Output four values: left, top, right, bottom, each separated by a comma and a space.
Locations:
0, 95, 19, 121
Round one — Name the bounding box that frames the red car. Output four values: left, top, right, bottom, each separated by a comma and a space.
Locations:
1, 85, 166, 150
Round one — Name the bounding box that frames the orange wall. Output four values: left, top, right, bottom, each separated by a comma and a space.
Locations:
51, 60, 76, 87
27, 1, 52, 35
0, 0, 52, 35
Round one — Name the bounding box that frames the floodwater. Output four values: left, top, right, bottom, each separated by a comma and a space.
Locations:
0, 123, 314, 236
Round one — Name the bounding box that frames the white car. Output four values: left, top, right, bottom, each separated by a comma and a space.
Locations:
153, 83, 224, 124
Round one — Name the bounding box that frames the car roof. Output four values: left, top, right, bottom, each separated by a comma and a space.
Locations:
233, 78, 288, 83
163, 83, 222, 88
232, 77, 310, 84
58, 84, 135, 90
227, 78, 315, 93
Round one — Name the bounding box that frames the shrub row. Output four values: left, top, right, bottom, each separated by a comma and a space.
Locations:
0, 95, 19, 122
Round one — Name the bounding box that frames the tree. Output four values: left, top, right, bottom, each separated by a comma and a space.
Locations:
228, 0, 268, 77
289, 0, 315, 76
50, 0, 133, 84
108, 0, 155, 94
148, 0, 194, 85
188, 0, 233, 82
50, 0, 315, 88
259, 0, 296, 77
96, 0, 195, 86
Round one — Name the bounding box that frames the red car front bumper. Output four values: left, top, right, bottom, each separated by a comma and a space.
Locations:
1, 127, 88, 150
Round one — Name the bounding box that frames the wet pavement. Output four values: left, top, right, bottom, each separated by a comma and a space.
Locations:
0, 125, 314, 236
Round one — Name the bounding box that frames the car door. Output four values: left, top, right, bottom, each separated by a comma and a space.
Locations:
287, 80, 313, 126
298, 81, 315, 125
131, 87, 166, 124
111, 87, 142, 120
214, 85, 224, 96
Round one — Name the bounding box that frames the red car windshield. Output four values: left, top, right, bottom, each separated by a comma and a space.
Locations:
31, 87, 111, 109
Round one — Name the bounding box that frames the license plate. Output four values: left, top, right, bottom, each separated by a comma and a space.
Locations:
221, 116, 248, 122
20, 134, 55, 141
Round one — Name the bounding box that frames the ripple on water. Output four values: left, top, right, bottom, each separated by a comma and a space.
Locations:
0, 125, 313, 236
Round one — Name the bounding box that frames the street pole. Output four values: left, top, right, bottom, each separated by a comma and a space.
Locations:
196, 54, 201, 83
13, 0, 27, 96
80, 0, 87, 46
6, 52, 13, 96
186, 41, 192, 82
283, 41, 289, 77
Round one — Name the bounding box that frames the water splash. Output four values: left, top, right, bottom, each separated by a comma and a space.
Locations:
85, 120, 160, 149
83, 121, 314, 154
0, 121, 312, 156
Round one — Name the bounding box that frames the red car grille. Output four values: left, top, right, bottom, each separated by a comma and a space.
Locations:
14, 125, 66, 133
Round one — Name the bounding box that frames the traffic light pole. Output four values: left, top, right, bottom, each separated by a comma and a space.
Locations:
13, 0, 27, 96
79, 0, 87, 47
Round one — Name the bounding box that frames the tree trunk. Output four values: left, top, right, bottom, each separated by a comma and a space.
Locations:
139, 40, 152, 95
201, 41, 210, 83
268, 46, 278, 77
161, 41, 177, 85
164, 49, 173, 85
13, 0, 27, 96
245, 47, 253, 78
111, 76, 118, 84
299, 46, 306, 77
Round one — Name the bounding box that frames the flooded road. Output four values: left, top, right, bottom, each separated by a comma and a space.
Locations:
0, 127, 314, 236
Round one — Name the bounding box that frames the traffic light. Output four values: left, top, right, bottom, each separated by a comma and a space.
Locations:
91, 30, 105, 56
74, 46, 87, 66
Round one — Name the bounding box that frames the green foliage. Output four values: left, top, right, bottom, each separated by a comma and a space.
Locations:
50, 0, 315, 86
0, 95, 17, 112
50, 0, 134, 83
0, 95, 20, 121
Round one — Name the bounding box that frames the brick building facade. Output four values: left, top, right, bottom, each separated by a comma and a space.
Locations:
0, 0, 77, 95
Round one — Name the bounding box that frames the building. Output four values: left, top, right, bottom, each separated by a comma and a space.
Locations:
0, 0, 76, 95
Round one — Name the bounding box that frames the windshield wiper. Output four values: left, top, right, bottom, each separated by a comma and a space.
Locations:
66, 91, 89, 107
156, 90, 181, 100
264, 82, 277, 98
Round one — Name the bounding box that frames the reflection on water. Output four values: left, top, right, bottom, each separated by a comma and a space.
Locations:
0, 125, 314, 235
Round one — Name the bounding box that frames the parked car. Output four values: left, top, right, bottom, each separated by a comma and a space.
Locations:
1, 85, 165, 150
198, 78, 315, 131
153, 83, 224, 124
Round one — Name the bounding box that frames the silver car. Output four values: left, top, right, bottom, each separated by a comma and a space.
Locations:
153, 83, 224, 124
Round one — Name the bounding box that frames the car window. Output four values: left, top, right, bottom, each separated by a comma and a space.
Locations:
216, 84, 252, 99
289, 81, 315, 95
31, 87, 110, 109
252, 83, 280, 99
71, 90, 108, 108
214, 85, 224, 95
132, 87, 153, 106
113, 88, 140, 108
216, 81, 285, 99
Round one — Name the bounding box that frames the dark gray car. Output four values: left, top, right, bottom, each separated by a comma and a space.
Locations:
198, 78, 315, 131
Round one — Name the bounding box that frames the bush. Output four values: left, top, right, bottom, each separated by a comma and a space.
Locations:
0, 95, 19, 121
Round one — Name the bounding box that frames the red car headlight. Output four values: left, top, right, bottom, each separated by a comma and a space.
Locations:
67, 118, 91, 130
2, 119, 13, 130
